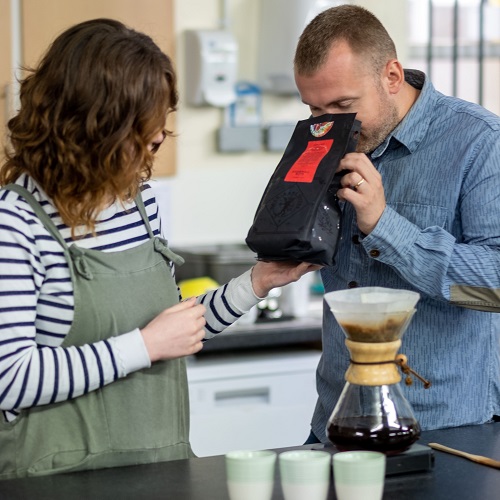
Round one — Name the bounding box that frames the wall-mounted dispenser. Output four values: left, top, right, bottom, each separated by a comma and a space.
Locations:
185, 29, 238, 107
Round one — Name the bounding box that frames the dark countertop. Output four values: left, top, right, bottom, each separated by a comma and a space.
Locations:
199, 297, 324, 353
2, 423, 499, 499
200, 315, 323, 352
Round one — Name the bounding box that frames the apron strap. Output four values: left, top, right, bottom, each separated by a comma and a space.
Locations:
134, 189, 155, 238
153, 238, 185, 267
4, 183, 153, 242
3, 182, 184, 267
1, 183, 70, 251
134, 187, 185, 267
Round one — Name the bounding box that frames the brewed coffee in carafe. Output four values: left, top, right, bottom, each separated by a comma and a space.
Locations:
324, 287, 429, 454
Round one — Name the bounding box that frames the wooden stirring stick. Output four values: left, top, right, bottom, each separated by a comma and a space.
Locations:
428, 443, 500, 469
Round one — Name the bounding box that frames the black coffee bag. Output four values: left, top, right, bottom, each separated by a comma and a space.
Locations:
245, 113, 360, 265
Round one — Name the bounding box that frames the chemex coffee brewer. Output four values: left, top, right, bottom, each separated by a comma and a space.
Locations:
246, 113, 360, 266
324, 287, 431, 455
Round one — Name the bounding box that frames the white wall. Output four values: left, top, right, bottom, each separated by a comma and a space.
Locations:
155, 0, 407, 246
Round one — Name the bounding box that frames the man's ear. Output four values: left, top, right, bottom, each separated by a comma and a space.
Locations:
384, 59, 405, 95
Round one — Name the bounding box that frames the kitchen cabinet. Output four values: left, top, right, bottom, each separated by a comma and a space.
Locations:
0, 0, 176, 176
187, 348, 322, 457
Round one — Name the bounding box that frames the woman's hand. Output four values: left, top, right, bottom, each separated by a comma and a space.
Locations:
251, 261, 322, 298
141, 298, 206, 362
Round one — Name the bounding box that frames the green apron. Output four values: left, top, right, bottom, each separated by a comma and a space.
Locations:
0, 184, 194, 479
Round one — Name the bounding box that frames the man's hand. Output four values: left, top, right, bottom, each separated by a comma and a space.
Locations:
336, 152, 386, 234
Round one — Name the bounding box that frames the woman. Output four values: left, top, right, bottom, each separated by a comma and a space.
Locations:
0, 19, 318, 479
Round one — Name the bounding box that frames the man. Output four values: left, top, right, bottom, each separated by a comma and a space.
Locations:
293, 5, 500, 443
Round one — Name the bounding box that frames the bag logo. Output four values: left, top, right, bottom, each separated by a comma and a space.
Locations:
310, 121, 334, 137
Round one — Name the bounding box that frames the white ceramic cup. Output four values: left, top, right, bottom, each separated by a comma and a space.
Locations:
225, 449, 277, 500
333, 451, 386, 500
279, 450, 331, 500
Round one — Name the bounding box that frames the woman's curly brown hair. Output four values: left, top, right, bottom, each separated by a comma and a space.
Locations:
0, 18, 178, 238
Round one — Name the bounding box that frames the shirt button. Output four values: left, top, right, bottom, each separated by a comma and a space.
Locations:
352, 235, 360, 244
369, 249, 380, 258
347, 281, 358, 288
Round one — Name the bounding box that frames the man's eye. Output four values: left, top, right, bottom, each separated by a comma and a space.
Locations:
337, 101, 354, 109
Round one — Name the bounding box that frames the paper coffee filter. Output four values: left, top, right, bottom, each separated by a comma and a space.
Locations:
324, 287, 420, 314
324, 288, 419, 341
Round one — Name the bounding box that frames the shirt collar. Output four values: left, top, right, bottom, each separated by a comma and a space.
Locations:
370, 69, 437, 159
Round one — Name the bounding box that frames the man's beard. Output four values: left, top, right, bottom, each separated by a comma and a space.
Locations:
356, 92, 400, 154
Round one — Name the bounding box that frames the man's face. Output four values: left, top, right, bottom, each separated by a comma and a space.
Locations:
294, 41, 400, 153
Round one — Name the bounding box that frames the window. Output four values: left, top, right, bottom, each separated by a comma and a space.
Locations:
407, 0, 500, 114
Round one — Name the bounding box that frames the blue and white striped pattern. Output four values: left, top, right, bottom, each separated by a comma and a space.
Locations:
313, 70, 500, 437
0, 174, 258, 423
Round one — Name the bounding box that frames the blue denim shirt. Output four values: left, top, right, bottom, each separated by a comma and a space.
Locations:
314, 70, 500, 439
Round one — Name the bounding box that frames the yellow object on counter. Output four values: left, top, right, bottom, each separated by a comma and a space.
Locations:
178, 277, 220, 299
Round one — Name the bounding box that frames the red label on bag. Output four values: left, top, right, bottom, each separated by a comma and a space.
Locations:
284, 139, 334, 183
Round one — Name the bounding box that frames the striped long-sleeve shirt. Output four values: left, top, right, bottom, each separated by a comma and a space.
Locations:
0, 174, 259, 423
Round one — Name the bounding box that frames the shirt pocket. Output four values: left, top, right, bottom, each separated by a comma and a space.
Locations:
388, 202, 448, 230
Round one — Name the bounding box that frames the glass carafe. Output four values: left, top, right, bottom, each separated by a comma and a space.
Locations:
327, 382, 421, 454
324, 287, 424, 454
